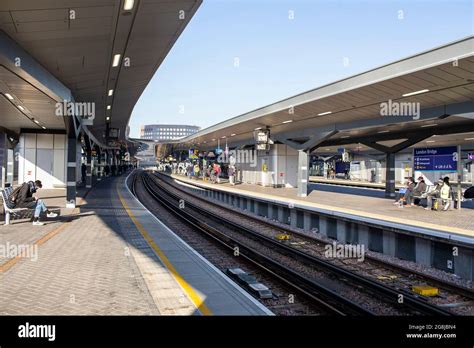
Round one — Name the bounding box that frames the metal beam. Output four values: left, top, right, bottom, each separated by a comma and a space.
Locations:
323, 121, 474, 148
273, 129, 338, 152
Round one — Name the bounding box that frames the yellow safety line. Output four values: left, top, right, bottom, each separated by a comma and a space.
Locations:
0, 222, 70, 273
117, 189, 213, 316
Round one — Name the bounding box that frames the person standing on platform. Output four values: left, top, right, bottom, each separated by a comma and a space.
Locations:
81, 162, 87, 185
193, 162, 200, 180
228, 165, 235, 185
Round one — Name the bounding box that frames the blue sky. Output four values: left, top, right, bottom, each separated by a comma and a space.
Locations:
128, 0, 473, 137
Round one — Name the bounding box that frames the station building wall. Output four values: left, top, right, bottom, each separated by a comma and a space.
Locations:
239, 144, 298, 188
18, 133, 67, 189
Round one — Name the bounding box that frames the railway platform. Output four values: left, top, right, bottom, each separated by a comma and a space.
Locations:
0, 174, 272, 316
170, 174, 474, 239
167, 173, 474, 281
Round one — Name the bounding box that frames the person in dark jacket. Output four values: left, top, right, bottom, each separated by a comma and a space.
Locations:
14, 180, 58, 226
81, 163, 87, 184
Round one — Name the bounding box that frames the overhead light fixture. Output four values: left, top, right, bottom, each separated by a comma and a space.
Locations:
106, 116, 110, 121
402, 89, 429, 97
340, 135, 350, 139
231, 133, 236, 136
421, 124, 437, 128
426, 140, 436, 143
17, 105, 25, 111
107, 105, 111, 110
123, 0, 135, 11
325, 148, 331, 151
254, 127, 262, 131
33, 119, 40, 124
108, 89, 113, 96
318, 111, 332, 116
5, 93, 13, 100
282, 120, 293, 124
464, 137, 474, 141
221, 136, 226, 138
203, 141, 207, 144
212, 138, 216, 141
112, 54, 121, 67
41, 126, 46, 130
378, 130, 390, 134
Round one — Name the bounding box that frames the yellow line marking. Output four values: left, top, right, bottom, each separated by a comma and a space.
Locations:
172, 174, 474, 237
0, 222, 70, 273
117, 189, 213, 316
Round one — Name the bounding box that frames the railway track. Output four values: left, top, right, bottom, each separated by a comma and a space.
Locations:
131, 171, 371, 316
138, 170, 461, 315
155, 172, 474, 312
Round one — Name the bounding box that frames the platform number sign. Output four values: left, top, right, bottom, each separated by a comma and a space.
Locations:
413, 146, 458, 172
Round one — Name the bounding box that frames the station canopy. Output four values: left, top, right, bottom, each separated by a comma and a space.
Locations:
176, 36, 474, 155
0, 0, 202, 152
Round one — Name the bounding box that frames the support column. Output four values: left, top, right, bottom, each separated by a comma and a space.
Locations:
7, 148, 14, 186
385, 152, 396, 198
297, 150, 309, 197
456, 145, 462, 210
97, 148, 102, 181
86, 150, 92, 189
0, 132, 6, 189
66, 136, 77, 208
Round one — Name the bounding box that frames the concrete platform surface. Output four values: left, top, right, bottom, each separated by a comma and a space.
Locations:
170, 174, 474, 243
0, 175, 271, 315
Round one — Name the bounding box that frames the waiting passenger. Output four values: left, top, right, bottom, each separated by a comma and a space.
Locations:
193, 163, 200, 179
228, 165, 235, 185
424, 178, 444, 210
440, 177, 452, 211
9, 180, 58, 226
412, 176, 427, 206
213, 162, 222, 183
81, 163, 87, 184
394, 177, 415, 207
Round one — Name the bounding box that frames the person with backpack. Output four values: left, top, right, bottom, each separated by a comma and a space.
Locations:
8, 180, 58, 226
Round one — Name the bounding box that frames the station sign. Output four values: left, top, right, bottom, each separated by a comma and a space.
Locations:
254, 128, 270, 151
413, 146, 458, 172
189, 149, 199, 159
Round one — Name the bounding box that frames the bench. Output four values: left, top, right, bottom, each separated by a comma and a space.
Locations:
1, 187, 30, 225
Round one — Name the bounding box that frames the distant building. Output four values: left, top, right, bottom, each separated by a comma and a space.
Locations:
140, 124, 200, 141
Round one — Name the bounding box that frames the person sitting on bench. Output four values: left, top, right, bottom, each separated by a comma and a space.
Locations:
440, 177, 452, 211
10, 180, 58, 226
393, 177, 415, 206
411, 176, 427, 206
425, 178, 444, 210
